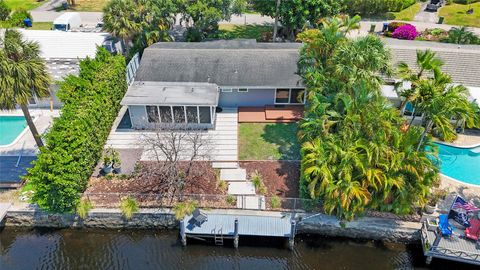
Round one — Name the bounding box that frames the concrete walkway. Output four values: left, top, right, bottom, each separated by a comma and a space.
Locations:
414, 2, 439, 24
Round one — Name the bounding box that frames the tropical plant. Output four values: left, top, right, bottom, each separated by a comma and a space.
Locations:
392, 24, 418, 40
270, 195, 281, 209
180, 0, 246, 38
76, 199, 93, 219
0, 29, 51, 148
120, 196, 139, 220
397, 50, 479, 147
443, 26, 479, 44
297, 15, 439, 220
0, 0, 10, 21
250, 170, 267, 194
173, 200, 198, 220
103, 0, 141, 55
8, 9, 32, 27
226, 194, 236, 205
28, 49, 127, 212
251, 0, 343, 40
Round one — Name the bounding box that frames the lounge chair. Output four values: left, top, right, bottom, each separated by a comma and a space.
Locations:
191, 208, 208, 226
465, 219, 480, 241
438, 214, 453, 237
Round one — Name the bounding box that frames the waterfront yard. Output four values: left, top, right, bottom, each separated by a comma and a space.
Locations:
239, 123, 301, 160
439, 3, 480, 27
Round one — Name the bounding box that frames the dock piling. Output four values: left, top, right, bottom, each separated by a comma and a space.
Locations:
234, 218, 239, 249
180, 220, 187, 247
288, 220, 296, 250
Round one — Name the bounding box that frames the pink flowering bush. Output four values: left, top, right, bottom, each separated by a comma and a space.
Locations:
392, 24, 418, 40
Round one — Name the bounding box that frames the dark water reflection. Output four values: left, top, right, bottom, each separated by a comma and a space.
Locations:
0, 228, 476, 270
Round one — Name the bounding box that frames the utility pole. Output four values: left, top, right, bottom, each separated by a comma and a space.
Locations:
272, 0, 281, 42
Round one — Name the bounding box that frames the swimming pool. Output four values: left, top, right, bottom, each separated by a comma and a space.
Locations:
436, 142, 480, 186
0, 116, 27, 146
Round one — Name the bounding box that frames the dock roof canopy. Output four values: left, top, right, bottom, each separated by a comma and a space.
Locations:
121, 81, 219, 106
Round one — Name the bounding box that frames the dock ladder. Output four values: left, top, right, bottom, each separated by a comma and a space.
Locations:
214, 227, 224, 246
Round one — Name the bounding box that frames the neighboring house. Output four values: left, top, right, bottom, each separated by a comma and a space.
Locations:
122, 39, 480, 130
17, 30, 115, 109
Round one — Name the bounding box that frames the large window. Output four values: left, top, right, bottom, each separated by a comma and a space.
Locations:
159, 106, 172, 123
173, 106, 185, 123
186, 106, 198, 123
199, 106, 211, 124
146, 106, 159, 123
275, 88, 305, 104
275, 89, 290, 103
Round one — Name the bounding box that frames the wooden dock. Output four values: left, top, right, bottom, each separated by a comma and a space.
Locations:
421, 221, 480, 266
180, 212, 296, 249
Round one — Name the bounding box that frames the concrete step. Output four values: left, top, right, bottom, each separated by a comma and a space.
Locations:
228, 182, 255, 195
212, 162, 239, 169
220, 168, 246, 181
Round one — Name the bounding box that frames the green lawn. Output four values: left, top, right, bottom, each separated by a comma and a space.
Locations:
71, 0, 109, 11
4, 0, 43, 10
217, 24, 273, 41
239, 123, 301, 160
392, 2, 422, 21
439, 3, 480, 27
30, 22, 52, 30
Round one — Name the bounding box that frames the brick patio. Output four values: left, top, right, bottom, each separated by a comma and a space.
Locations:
238, 106, 303, 123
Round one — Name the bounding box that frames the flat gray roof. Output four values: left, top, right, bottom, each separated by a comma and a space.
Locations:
121, 81, 219, 106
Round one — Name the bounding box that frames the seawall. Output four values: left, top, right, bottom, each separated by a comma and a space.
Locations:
2, 204, 421, 243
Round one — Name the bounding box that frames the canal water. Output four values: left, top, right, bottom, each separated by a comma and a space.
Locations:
0, 228, 476, 269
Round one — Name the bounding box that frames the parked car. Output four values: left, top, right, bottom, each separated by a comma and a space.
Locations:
426, 0, 443, 12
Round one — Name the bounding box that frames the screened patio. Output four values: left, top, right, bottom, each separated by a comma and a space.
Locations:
121, 82, 220, 129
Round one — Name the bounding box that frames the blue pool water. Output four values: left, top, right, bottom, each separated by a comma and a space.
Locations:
436, 142, 480, 186
0, 116, 27, 146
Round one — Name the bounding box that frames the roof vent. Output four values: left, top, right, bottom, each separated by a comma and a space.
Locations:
163, 87, 166, 91
234, 69, 238, 74
191, 87, 194, 92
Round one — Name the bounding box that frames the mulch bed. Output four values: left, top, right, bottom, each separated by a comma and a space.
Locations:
86, 161, 221, 195
240, 160, 300, 198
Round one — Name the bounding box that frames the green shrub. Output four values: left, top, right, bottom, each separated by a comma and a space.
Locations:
120, 197, 139, 220
173, 200, 198, 220
8, 9, 31, 27
0, 0, 10, 21
270, 195, 281, 209
387, 21, 407, 32
226, 194, 236, 205
217, 179, 228, 192
250, 170, 268, 195
343, 0, 416, 16
28, 49, 127, 213
76, 199, 93, 219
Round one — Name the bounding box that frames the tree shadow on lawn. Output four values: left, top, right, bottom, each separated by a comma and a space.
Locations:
217, 24, 273, 41
261, 123, 301, 160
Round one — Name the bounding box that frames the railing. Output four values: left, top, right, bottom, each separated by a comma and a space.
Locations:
421, 220, 480, 263
82, 193, 323, 213
126, 53, 140, 86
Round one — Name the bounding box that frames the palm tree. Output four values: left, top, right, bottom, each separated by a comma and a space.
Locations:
396, 50, 444, 117
0, 29, 51, 148
415, 69, 478, 150
446, 27, 478, 45
103, 0, 142, 55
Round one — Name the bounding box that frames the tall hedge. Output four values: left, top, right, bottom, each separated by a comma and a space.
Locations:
28, 49, 127, 212
344, 0, 416, 16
